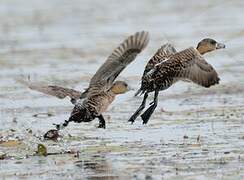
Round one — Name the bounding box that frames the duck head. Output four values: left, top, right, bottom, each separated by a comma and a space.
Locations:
196, 38, 225, 55
111, 81, 130, 94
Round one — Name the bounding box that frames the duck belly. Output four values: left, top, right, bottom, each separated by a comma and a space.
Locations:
141, 76, 177, 93
86, 93, 115, 116
98, 94, 115, 114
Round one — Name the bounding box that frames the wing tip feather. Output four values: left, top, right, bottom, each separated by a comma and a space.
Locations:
124, 31, 149, 52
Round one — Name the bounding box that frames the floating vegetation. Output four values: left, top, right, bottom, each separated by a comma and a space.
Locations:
37, 144, 47, 156
43, 129, 60, 141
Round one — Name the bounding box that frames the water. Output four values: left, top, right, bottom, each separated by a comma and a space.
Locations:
0, 0, 244, 179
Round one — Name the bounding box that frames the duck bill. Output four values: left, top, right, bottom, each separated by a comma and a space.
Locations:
216, 42, 226, 49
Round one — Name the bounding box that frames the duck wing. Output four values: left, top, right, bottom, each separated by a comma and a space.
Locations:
134, 43, 176, 96
178, 48, 220, 87
157, 47, 220, 88
17, 79, 81, 102
143, 43, 176, 76
18, 32, 149, 101
88, 31, 149, 92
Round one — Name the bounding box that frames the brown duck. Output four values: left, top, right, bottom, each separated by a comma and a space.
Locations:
129, 38, 225, 124
20, 31, 149, 129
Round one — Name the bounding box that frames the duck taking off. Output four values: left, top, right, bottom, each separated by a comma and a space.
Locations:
60, 31, 149, 129
21, 31, 149, 129
129, 38, 225, 125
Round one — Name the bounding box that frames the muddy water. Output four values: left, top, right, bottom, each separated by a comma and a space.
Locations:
0, 0, 244, 179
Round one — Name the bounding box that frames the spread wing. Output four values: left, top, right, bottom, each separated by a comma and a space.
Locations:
159, 47, 220, 87
178, 54, 220, 87
143, 43, 177, 76
17, 79, 81, 101
18, 32, 149, 101
88, 31, 149, 90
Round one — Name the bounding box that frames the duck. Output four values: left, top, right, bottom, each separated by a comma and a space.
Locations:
128, 38, 225, 124
21, 31, 149, 129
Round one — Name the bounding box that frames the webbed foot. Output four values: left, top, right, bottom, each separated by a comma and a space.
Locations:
141, 105, 155, 124
97, 115, 106, 129
97, 122, 106, 129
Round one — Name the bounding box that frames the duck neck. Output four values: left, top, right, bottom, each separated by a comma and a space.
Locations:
196, 45, 208, 55
108, 89, 117, 96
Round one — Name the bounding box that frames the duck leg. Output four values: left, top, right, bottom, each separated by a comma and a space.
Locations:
141, 90, 159, 124
97, 115, 106, 129
54, 120, 71, 130
128, 92, 148, 124
70, 98, 77, 105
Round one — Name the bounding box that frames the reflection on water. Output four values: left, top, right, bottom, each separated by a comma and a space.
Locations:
75, 155, 119, 180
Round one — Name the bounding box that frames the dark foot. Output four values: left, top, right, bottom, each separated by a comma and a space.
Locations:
97, 122, 106, 129
128, 92, 148, 124
141, 90, 159, 124
97, 115, 106, 129
53, 120, 70, 130
128, 115, 136, 124
53, 123, 61, 130
70, 98, 77, 105
141, 105, 155, 124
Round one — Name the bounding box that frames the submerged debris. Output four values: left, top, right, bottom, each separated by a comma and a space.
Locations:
12, 117, 17, 123
44, 129, 60, 141
197, 135, 200, 142
0, 152, 7, 160
33, 112, 54, 118
183, 135, 189, 139
26, 128, 33, 134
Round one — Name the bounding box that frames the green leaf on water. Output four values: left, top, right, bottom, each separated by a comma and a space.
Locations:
37, 144, 47, 156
